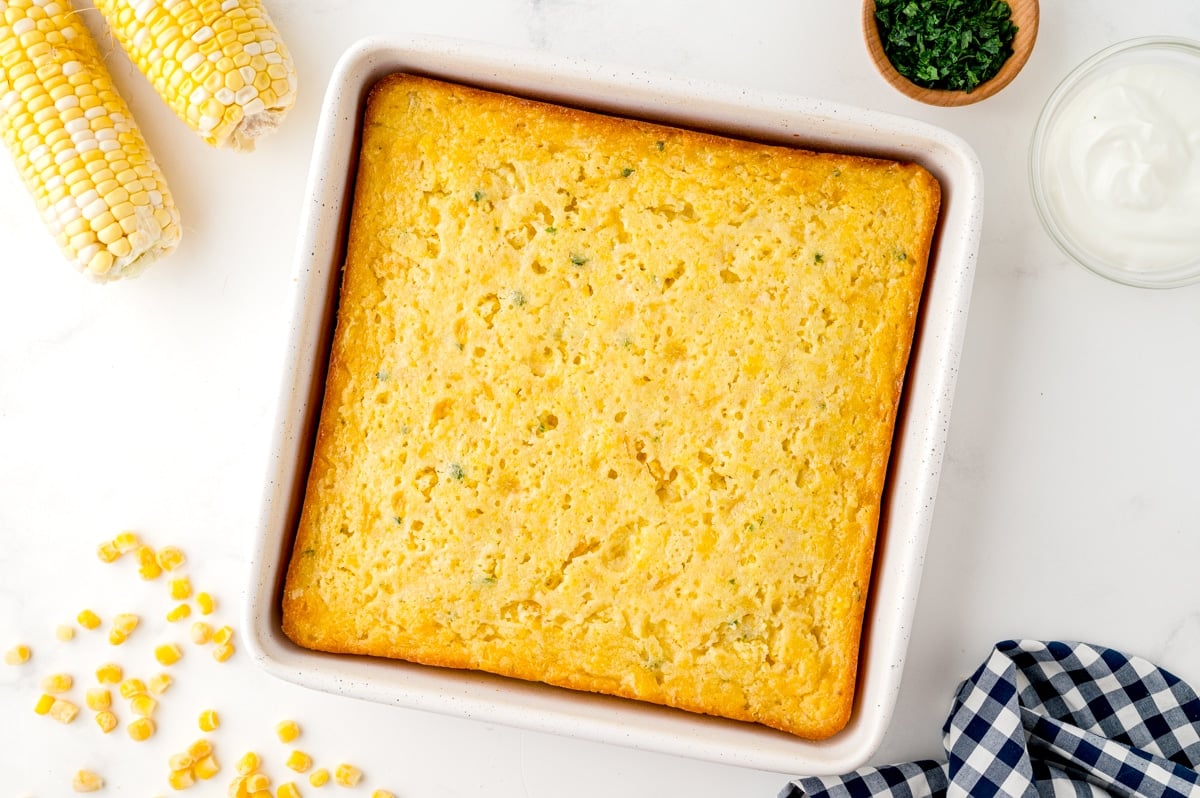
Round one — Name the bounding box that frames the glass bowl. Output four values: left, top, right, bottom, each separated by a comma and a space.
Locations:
1030, 37, 1200, 288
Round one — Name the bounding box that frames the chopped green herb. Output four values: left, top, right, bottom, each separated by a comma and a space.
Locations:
480, 575, 497, 585
302, 548, 315, 557
376, 370, 390, 381
570, 253, 588, 267
655, 140, 665, 151
511, 290, 527, 307
448, 463, 465, 481
472, 190, 485, 202
394, 516, 404, 525
832, 167, 842, 177
874, 0, 1018, 92
895, 249, 909, 261
545, 226, 557, 234
814, 252, 825, 264
620, 167, 635, 177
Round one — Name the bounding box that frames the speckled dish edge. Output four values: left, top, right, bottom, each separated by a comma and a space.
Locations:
245, 34, 983, 776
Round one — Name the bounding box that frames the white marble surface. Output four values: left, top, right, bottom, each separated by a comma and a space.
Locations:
3, 1, 1200, 794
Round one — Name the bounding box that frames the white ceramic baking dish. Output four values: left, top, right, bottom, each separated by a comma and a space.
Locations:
245, 33, 983, 776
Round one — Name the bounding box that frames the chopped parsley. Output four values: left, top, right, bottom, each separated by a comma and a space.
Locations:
814, 252, 825, 264
570, 253, 588, 267
511, 290, 527, 307
874, 0, 1018, 92
472, 190, 485, 202
545, 226, 557, 234
620, 167, 635, 177
448, 463, 465, 481
655, 140, 665, 151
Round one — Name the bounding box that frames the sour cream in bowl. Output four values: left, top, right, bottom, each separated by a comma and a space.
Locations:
1031, 37, 1200, 288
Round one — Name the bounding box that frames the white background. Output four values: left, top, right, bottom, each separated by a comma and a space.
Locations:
3, 1, 1200, 794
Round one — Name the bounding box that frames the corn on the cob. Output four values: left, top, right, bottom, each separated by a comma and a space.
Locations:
92, 0, 297, 151
0, 0, 181, 279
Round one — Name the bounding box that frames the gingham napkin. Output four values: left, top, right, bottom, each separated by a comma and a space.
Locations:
782, 640, 1200, 798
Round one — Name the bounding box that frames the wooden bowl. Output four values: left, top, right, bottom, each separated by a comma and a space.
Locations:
863, 0, 1039, 106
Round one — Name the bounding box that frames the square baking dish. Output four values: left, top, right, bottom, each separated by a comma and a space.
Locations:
245, 34, 983, 775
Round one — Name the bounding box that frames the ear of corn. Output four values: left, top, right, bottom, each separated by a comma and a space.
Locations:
92, 0, 297, 151
0, 0, 181, 280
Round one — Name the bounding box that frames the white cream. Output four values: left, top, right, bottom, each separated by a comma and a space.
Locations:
1042, 59, 1200, 273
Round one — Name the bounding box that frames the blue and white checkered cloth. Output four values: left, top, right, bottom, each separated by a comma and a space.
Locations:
782, 640, 1200, 798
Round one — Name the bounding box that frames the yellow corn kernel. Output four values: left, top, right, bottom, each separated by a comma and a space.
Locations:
194, 753, 220, 780
196, 592, 216, 615
167, 603, 192, 623
245, 773, 270, 792
227, 776, 251, 798
285, 750, 312, 773
191, 621, 213, 644
34, 693, 55, 715
371, 791, 396, 798
198, 708, 219, 731
168, 767, 195, 790
308, 768, 330, 788
72, 769, 104, 792
86, 688, 112, 711
188, 738, 213, 760
130, 693, 157, 717
119, 677, 147, 698
213, 642, 235, 662
92, 0, 297, 151
213, 625, 234, 645
157, 545, 187, 571
95, 709, 118, 733
334, 765, 361, 788
277, 783, 302, 798
168, 751, 194, 771
78, 609, 102, 630
249, 792, 272, 798
169, 576, 193, 600
149, 673, 174, 695
236, 751, 261, 775
275, 719, 300, 743
56, 624, 76, 641
155, 642, 184, 666
97, 540, 121, 562
109, 613, 139, 645
49, 698, 80, 724
127, 716, 156, 741
41, 672, 73, 693
4, 644, 32, 665
96, 662, 123, 684
137, 545, 163, 579
113, 531, 141, 553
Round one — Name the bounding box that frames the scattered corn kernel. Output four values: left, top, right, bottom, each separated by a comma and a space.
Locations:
95, 709, 118, 733
276, 719, 301, 743
49, 698, 80, 724
4, 644, 32, 665
119, 678, 147, 698
167, 603, 192, 623
96, 662, 123, 684
236, 751, 261, 775
57, 624, 76, 641
286, 750, 313, 773
109, 613, 139, 645
155, 643, 184, 666
168, 752, 194, 771
371, 791, 396, 798
72, 769, 104, 792
127, 716, 156, 741
149, 673, 174, 695
199, 709, 220, 732
213, 642, 235, 662
188, 738, 213, 760
168, 767, 195, 790
34, 693, 55, 715
250, 792, 272, 798
213, 626, 234, 646
308, 768, 330, 787
157, 546, 187, 571
138, 545, 163, 579
97, 540, 121, 562
194, 754, 220, 780
169, 577, 193, 600
196, 592, 216, 615
130, 693, 157, 717
277, 783, 302, 798
86, 688, 112, 711
334, 765, 362, 787
78, 609, 102, 630
191, 621, 213, 645
41, 673, 74, 693
113, 531, 141, 553
228, 775, 251, 798
245, 773, 270, 792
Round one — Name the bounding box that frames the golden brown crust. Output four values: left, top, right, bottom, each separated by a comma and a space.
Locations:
282, 73, 940, 739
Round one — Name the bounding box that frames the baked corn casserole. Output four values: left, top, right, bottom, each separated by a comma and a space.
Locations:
282, 74, 941, 739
